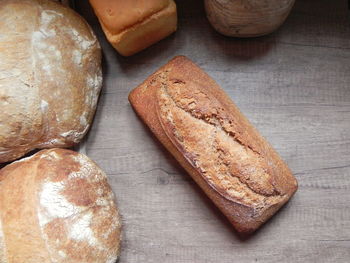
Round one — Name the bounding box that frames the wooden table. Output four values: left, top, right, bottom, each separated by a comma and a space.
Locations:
76, 1, 350, 262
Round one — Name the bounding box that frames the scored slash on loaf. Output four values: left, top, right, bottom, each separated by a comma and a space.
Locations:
204, 0, 295, 37
129, 56, 298, 233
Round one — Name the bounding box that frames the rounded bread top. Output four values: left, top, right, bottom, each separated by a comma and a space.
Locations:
0, 148, 121, 263
0, 0, 102, 163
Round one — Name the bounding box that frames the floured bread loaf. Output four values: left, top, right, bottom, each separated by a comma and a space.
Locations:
129, 56, 298, 233
0, 0, 102, 163
0, 148, 121, 263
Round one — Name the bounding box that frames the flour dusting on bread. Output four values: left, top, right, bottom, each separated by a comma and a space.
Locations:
69, 210, 99, 246
0, 0, 102, 163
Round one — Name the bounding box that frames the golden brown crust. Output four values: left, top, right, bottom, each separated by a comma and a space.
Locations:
89, 0, 170, 35
89, 0, 177, 56
0, 0, 102, 163
129, 56, 298, 233
0, 149, 121, 262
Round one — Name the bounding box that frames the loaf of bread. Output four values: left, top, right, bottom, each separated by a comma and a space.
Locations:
0, 148, 121, 262
129, 56, 298, 233
204, 0, 295, 37
89, 0, 177, 56
0, 0, 102, 163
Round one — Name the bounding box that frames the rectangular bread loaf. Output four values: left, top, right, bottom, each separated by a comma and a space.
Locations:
129, 56, 298, 233
89, 0, 177, 56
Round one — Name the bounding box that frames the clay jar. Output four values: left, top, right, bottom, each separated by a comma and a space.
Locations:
205, 0, 295, 37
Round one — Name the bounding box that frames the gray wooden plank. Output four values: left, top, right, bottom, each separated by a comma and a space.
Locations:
75, 0, 350, 262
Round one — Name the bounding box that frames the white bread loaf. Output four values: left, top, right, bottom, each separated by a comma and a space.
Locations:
0, 0, 102, 163
0, 148, 121, 263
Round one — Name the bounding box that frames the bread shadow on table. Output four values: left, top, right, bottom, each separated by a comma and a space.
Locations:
112, 0, 278, 72
205, 24, 278, 61
178, 0, 276, 60
183, 171, 295, 242
76, 51, 109, 156
185, 169, 296, 242
114, 33, 179, 74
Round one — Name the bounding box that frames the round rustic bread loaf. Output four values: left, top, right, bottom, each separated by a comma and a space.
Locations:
0, 148, 121, 263
0, 0, 102, 163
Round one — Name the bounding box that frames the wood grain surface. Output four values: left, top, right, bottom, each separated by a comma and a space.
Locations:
75, 1, 350, 262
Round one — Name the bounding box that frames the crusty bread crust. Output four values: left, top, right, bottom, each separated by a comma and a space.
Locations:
89, 0, 170, 35
89, 0, 177, 56
0, 149, 121, 263
0, 0, 102, 163
129, 56, 298, 233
